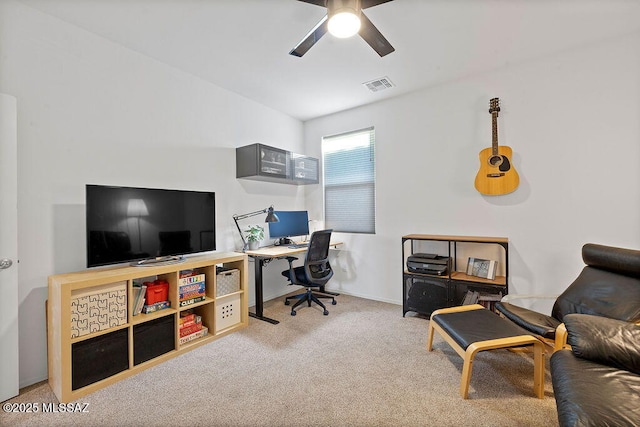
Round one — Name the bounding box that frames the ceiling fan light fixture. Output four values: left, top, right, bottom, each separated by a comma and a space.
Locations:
328, 11, 361, 38
290, 0, 395, 58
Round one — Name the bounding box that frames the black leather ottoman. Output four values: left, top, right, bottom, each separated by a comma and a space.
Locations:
427, 304, 545, 399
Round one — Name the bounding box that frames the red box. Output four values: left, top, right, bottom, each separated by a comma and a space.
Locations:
145, 280, 169, 305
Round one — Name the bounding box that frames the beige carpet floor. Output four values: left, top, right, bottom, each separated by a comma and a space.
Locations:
1, 293, 559, 426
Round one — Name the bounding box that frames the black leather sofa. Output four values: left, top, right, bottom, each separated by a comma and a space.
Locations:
496, 243, 640, 351
550, 313, 640, 427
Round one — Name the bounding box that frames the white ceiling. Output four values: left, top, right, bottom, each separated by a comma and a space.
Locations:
19, 0, 640, 121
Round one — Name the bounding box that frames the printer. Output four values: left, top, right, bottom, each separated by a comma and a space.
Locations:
406, 253, 451, 276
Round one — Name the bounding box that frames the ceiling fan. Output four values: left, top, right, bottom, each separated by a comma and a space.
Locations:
290, 0, 395, 58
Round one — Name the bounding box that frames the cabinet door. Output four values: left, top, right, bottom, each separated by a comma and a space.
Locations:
291, 155, 319, 184
259, 145, 289, 179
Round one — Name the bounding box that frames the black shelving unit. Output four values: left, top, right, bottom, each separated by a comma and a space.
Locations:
402, 234, 509, 317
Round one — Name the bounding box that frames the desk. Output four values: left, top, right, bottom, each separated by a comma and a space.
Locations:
245, 242, 342, 324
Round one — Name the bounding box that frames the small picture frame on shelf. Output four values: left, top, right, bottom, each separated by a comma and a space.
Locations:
466, 257, 498, 280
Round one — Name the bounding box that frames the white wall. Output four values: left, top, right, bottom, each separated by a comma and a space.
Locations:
0, 1, 305, 388
305, 31, 640, 308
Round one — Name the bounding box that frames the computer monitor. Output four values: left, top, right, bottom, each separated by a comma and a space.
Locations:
268, 210, 309, 244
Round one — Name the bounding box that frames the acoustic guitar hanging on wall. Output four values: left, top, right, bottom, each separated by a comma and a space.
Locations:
474, 98, 520, 196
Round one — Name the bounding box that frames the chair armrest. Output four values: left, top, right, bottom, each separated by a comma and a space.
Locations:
564, 313, 640, 374
284, 256, 300, 286
554, 323, 568, 351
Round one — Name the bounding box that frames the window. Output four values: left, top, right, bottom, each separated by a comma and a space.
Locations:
322, 127, 375, 234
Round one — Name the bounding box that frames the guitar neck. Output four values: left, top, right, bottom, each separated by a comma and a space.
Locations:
491, 112, 499, 155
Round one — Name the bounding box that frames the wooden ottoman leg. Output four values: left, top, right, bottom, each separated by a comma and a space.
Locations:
459, 337, 541, 399
460, 349, 476, 399
532, 341, 545, 398
427, 321, 435, 351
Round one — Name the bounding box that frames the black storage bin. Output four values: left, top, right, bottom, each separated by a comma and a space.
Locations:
133, 314, 175, 365
405, 277, 449, 316
72, 328, 129, 390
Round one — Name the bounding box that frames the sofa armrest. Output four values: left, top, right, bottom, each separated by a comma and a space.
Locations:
564, 313, 640, 374
554, 323, 568, 352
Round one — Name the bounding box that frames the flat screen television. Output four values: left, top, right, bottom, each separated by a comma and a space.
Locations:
268, 210, 309, 244
86, 185, 215, 267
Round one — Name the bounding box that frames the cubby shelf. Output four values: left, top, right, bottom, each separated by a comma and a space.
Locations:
47, 252, 248, 403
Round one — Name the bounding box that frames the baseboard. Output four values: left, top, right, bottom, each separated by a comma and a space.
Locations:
252, 287, 402, 308
314, 287, 402, 306
20, 374, 48, 391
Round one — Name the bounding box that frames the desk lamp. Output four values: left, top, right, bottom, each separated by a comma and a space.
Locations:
232, 206, 279, 252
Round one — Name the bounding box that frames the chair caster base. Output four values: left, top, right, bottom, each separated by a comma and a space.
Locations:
285, 288, 336, 317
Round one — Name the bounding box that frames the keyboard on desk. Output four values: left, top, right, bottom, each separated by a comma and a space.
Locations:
288, 242, 309, 249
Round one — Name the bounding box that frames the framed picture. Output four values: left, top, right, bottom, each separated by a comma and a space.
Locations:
466, 257, 498, 280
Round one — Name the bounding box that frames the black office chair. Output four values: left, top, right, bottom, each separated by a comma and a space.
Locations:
282, 229, 336, 316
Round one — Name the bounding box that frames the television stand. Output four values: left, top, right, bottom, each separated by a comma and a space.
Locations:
131, 255, 186, 267
48, 252, 248, 403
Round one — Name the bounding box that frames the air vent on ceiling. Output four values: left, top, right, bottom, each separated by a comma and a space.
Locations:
363, 76, 395, 93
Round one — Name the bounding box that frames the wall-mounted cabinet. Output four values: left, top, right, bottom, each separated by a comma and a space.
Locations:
236, 143, 319, 185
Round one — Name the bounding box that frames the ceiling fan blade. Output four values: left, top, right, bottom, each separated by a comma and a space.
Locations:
361, 0, 394, 9
358, 12, 395, 57
289, 15, 329, 57
297, 0, 327, 6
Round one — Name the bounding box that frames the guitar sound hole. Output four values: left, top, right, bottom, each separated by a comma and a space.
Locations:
488, 155, 503, 167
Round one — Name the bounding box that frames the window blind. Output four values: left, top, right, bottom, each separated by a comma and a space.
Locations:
322, 127, 376, 234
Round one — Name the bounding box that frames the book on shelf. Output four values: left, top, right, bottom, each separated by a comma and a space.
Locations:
179, 274, 206, 302
179, 322, 203, 338
461, 290, 480, 305
461, 290, 503, 307
142, 300, 171, 314
179, 282, 206, 301
179, 326, 208, 345
179, 312, 195, 325
132, 284, 147, 316
477, 292, 503, 310
478, 292, 503, 302
178, 273, 205, 287
179, 295, 206, 307
131, 285, 140, 315
180, 315, 201, 328
135, 294, 146, 316
179, 269, 197, 278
